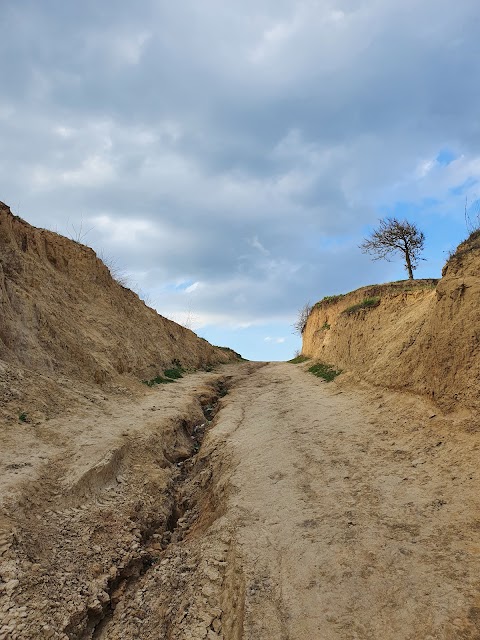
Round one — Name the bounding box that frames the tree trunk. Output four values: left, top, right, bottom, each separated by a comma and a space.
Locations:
405, 249, 414, 279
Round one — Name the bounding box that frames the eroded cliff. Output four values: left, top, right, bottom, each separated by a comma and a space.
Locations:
0, 202, 236, 421
302, 235, 480, 414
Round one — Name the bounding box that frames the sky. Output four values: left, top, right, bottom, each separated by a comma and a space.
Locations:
1, 0, 480, 361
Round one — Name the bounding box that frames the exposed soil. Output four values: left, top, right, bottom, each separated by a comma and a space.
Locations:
1, 362, 480, 639
302, 250, 480, 415
0, 201, 238, 425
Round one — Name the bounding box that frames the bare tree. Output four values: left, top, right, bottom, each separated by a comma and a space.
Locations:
293, 301, 312, 335
360, 217, 425, 280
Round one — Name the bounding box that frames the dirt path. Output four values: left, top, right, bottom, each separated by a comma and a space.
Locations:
209, 363, 480, 639
1, 362, 480, 639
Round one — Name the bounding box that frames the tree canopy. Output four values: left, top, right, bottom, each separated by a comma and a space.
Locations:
360, 217, 425, 279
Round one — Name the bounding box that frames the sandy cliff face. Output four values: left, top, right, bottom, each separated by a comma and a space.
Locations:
302, 239, 480, 414
0, 202, 236, 420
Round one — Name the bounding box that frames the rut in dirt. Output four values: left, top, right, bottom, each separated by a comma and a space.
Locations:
84, 382, 230, 640
0, 370, 243, 640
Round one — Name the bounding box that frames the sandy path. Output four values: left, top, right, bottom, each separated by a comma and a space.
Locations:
1, 362, 480, 639
206, 363, 480, 639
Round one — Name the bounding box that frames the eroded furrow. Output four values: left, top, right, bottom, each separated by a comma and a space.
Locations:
88, 390, 227, 640
0, 373, 242, 640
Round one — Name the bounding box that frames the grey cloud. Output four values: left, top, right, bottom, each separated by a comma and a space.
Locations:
1, 0, 480, 329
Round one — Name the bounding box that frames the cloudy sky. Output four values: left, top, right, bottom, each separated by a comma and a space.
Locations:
1, 0, 480, 360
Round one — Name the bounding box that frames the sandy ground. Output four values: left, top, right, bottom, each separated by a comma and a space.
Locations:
1, 362, 480, 639
212, 364, 480, 639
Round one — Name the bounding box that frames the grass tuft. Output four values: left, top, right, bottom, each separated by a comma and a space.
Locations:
288, 355, 310, 364
164, 367, 184, 380
144, 361, 186, 386
143, 376, 175, 387
342, 297, 380, 316
308, 363, 342, 382
314, 294, 345, 308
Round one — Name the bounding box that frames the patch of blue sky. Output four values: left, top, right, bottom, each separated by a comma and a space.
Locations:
466, 197, 480, 215
304, 231, 358, 254
159, 280, 195, 293
436, 148, 457, 166
449, 177, 478, 196
198, 322, 301, 362
316, 234, 358, 252
377, 198, 440, 221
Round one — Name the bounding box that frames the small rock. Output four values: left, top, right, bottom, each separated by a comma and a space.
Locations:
97, 590, 110, 604
203, 566, 220, 582
4, 579, 19, 595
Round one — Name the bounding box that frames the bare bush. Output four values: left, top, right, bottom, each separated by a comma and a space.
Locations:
98, 250, 131, 288
293, 302, 313, 335
68, 216, 95, 245
465, 196, 480, 234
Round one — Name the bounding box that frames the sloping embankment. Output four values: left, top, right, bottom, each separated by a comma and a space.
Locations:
302, 236, 480, 414
0, 201, 237, 421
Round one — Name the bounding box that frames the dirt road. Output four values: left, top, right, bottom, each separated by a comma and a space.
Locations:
1, 362, 480, 639
207, 363, 480, 639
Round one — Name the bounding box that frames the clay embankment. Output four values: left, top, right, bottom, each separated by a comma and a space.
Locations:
302, 235, 480, 414
0, 202, 238, 422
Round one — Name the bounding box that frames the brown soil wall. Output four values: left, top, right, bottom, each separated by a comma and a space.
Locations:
0, 202, 237, 419
302, 247, 480, 414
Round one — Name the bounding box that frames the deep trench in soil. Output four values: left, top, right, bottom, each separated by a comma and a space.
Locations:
82, 382, 229, 640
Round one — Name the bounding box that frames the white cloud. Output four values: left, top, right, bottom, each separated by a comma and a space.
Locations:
62, 155, 115, 186
416, 159, 435, 179
86, 29, 152, 66
248, 236, 270, 255
91, 215, 160, 244
184, 281, 203, 294
32, 155, 115, 189
54, 125, 75, 138
249, 19, 298, 63
115, 31, 151, 65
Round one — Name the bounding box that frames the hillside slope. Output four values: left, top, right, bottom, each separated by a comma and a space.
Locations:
0, 202, 236, 421
302, 237, 480, 414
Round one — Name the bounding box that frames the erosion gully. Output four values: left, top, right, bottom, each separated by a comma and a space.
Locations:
81, 378, 230, 640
